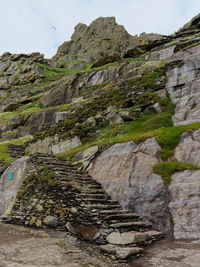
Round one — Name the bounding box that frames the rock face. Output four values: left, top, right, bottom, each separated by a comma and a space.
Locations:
52, 17, 141, 68
89, 139, 172, 235
0, 157, 32, 217
39, 75, 80, 108
169, 170, 200, 239
28, 136, 82, 155
166, 45, 200, 126
174, 129, 200, 166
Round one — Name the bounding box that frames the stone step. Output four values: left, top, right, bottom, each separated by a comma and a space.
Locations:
80, 189, 106, 194
84, 204, 121, 210
82, 198, 119, 205
110, 221, 151, 231
100, 244, 143, 260
106, 230, 163, 246
98, 209, 129, 215
83, 184, 103, 190
104, 212, 140, 221
79, 193, 110, 199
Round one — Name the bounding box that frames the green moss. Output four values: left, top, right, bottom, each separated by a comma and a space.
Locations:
191, 102, 197, 109
37, 166, 57, 187
159, 148, 174, 161
2, 131, 14, 137
153, 161, 200, 184
182, 40, 200, 51
124, 52, 150, 63
141, 113, 173, 131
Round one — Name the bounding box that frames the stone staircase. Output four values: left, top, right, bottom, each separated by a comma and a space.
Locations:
8, 144, 25, 158
12, 153, 163, 261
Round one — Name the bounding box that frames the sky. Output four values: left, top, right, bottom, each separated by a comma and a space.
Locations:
0, 0, 200, 58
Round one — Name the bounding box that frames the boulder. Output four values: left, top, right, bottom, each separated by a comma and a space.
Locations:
107, 111, 124, 124
118, 110, 136, 121
74, 146, 99, 169
89, 139, 172, 234
43, 216, 58, 228
85, 117, 97, 127
169, 170, 200, 239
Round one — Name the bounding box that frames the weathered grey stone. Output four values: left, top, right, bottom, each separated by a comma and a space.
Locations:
66, 222, 77, 235
28, 136, 82, 155
169, 170, 200, 239
74, 146, 99, 169
39, 75, 79, 108
51, 137, 82, 154
118, 110, 136, 121
0, 157, 32, 216
100, 244, 143, 260
166, 48, 200, 125
107, 111, 124, 124
89, 139, 172, 234
174, 129, 200, 166
43, 216, 58, 227
106, 230, 162, 245
85, 117, 97, 127
55, 111, 70, 124
148, 46, 175, 61
147, 103, 162, 113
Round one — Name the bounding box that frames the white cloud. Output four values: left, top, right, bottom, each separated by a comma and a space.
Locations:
0, 0, 200, 58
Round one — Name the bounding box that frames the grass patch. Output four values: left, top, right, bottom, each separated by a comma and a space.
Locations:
0, 136, 31, 166
153, 161, 200, 184
159, 148, 174, 161
58, 121, 200, 161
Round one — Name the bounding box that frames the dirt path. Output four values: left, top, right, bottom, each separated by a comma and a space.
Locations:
131, 239, 200, 267
1, 223, 200, 267
0, 223, 117, 267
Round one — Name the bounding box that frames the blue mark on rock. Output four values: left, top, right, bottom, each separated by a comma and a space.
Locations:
8, 172, 14, 180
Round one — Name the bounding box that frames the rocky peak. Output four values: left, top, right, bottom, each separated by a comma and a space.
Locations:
52, 17, 142, 68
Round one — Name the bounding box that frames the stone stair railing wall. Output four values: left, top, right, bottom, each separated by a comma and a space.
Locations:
0, 153, 162, 261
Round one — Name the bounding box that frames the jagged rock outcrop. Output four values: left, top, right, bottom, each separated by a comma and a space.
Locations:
0, 52, 45, 90
89, 139, 172, 235
52, 17, 142, 68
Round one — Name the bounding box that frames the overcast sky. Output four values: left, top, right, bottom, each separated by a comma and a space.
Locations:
1, 0, 200, 58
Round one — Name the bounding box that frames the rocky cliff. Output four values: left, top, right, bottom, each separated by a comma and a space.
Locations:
1, 14, 200, 261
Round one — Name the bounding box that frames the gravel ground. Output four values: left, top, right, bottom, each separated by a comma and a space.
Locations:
0, 223, 200, 267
